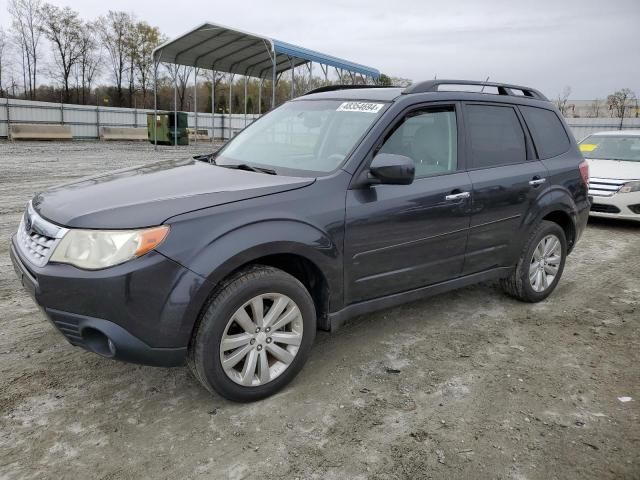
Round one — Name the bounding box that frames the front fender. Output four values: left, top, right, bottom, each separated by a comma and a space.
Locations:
157, 217, 343, 336
192, 219, 341, 289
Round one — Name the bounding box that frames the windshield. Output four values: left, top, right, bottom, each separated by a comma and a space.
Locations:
579, 134, 640, 162
214, 99, 388, 175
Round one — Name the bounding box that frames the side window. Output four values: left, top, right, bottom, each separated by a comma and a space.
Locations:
466, 104, 527, 168
378, 107, 457, 178
520, 106, 570, 159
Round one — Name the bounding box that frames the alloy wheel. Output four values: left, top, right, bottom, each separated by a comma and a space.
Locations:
219, 293, 304, 386
529, 234, 562, 293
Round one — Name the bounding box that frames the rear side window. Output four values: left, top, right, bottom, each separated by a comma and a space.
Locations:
466, 104, 527, 168
520, 106, 570, 159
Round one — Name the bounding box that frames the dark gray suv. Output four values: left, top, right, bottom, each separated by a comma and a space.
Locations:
11, 80, 590, 401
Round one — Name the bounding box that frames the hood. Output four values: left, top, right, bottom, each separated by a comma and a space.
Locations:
33, 158, 314, 229
586, 158, 640, 180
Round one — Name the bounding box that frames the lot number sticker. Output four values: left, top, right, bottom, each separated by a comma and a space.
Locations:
337, 102, 385, 113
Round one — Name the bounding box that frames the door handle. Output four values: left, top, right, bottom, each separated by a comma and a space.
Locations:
529, 177, 546, 186
445, 191, 471, 201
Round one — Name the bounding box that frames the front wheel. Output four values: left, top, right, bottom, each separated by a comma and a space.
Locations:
501, 220, 567, 302
188, 266, 316, 402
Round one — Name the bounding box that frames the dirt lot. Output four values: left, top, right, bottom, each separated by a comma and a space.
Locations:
0, 141, 638, 480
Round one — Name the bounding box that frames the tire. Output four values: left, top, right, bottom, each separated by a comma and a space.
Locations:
188, 265, 316, 402
500, 220, 567, 302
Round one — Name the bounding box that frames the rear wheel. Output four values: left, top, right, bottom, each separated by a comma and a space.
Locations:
501, 220, 567, 302
188, 266, 316, 402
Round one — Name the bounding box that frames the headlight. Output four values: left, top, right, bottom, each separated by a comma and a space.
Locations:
619, 181, 640, 193
50, 226, 169, 270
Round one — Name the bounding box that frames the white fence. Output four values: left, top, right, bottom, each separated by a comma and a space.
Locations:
1, 97, 639, 142
0, 98, 259, 140
564, 117, 640, 141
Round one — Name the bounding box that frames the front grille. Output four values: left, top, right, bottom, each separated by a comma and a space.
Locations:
628, 204, 640, 214
588, 177, 626, 197
15, 202, 67, 267
591, 203, 621, 214
16, 220, 57, 266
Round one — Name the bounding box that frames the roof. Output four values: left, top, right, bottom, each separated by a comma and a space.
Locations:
586, 130, 640, 137
153, 22, 379, 79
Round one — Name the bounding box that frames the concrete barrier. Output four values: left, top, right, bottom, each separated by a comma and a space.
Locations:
9, 123, 72, 141
188, 128, 210, 142
100, 127, 148, 141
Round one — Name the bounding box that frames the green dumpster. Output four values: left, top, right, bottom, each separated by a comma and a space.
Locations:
147, 111, 189, 145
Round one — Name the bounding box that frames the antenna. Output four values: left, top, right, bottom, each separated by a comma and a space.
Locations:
480, 76, 490, 93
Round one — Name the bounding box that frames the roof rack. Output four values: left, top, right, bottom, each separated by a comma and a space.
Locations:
303, 84, 399, 96
403, 80, 548, 101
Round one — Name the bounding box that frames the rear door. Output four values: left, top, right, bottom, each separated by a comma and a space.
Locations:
344, 104, 472, 304
462, 103, 548, 274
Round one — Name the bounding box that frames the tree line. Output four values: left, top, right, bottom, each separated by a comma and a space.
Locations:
555, 86, 638, 119
1, 0, 167, 108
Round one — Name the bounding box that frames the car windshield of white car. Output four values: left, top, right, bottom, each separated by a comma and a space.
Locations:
579, 135, 640, 162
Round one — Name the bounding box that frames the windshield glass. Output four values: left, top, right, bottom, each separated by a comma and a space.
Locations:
579, 135, 640, 162
214, 99, 388, 175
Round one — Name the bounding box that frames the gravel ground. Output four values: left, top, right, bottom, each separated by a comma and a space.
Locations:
0, 141, 639, 480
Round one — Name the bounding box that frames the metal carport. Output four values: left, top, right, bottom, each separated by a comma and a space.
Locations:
151, 22, 380, 147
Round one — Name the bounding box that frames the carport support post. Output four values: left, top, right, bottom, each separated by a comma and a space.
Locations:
290, 57, 294, 99
96, 89, 100, 139
228, 73, 234, 140
194, 68, 198, 145
153, 54, 160, 150
258, 78, 263, 115
243, 76, 248, 128
211, 68, 216, 143
174, 66, 178, 148
271, 49, 276, 110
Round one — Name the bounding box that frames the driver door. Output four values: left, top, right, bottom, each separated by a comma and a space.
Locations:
344, 104, 472, 304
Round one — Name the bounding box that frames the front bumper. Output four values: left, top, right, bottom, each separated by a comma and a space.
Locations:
589, 191, 640, 222
10, 238, 212, 367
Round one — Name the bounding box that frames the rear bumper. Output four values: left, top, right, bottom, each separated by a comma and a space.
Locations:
10, 238, 212, 367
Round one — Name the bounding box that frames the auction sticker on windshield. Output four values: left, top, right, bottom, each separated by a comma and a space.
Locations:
337, 102, 385, 113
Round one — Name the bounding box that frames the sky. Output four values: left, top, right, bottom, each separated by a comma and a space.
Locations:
1, 0, 638, 99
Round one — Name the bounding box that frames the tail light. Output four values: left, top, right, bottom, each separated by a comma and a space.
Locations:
579, 160, 589, 186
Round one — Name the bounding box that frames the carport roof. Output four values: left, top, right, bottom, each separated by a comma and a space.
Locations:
152, 22, 380, 79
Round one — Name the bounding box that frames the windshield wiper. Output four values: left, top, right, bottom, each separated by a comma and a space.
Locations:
219, 163, 277, 175
193, 153, 217, 164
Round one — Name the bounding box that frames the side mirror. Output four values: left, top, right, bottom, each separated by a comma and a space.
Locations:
369, 153, 415, 185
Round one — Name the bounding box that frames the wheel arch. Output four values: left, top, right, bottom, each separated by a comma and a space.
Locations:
541, 209, 576, 252
179, 220, 342, 342
522, 187, 580, 254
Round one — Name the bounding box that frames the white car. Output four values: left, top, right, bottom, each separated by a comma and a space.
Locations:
579, 130, 640, 222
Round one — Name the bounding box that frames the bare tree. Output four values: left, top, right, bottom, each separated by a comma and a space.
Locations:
607, 88, 637, 119
77, 25, 100, 105
124, 19, 139, 108
167, 64, 194, 110
133, 22, 163, 108
0, 27, 7, 96
97, 11, 134, 106
41, 4, 83, 102
8, 0, 44, 99
555, 86, 572, 116
587, 99, 602, 118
